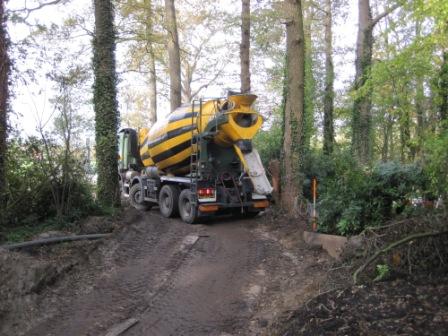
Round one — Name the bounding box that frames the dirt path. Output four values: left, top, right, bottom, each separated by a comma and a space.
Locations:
1, 209, 330, 336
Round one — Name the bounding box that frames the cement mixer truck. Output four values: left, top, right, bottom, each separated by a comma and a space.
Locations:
118, 93, 273, 223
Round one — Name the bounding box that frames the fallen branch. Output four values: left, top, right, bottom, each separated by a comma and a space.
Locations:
1, 234, 110, 250
353, 230, 448, 284
363, 218, 411, 232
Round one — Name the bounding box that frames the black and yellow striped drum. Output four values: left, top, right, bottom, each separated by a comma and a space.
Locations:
137, 94, 263, 175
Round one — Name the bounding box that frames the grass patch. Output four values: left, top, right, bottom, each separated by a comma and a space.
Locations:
1, 218, 73, 244
0, 206, 123, 244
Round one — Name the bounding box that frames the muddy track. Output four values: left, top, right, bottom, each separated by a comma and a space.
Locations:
14, 210, 269, 336
1, 209, 329, 336
126, 222, 267, 335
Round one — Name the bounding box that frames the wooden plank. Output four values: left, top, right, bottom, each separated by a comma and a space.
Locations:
303, 231, 348, 259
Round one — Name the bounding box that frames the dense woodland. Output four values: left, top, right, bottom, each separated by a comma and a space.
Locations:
0, 0, 447, 240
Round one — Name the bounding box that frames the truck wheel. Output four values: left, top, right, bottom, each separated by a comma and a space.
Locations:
159, 184, 180, 218
129, 184, 152, 211
178, 189, 198, 224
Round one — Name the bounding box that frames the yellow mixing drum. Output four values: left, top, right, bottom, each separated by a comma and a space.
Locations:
138, 94, 263, 175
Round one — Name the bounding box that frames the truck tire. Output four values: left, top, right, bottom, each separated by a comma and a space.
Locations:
159, 184, 180, 218
129, 184, 152, 211
178, 189, 199, 224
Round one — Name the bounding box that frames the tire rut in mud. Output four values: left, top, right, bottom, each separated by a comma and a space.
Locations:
25, 211, 194, 336
126, 221, 268, 336
21, 211, 268, 336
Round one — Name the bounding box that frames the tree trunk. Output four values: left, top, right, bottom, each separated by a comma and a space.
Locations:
381, 113, 393, 161
164, 0, 182, 111
145, 0, 157, 126
351, 0, 374, 165
60, 82, 72, 217
399, 107, 411, 163
351, 0, 399, 164
268, 159, 281, 205
182, 62, 193, 102
415, 77, 424, 157
240, 0, 251, 93
93, 0, 120, 207
428, 79, 438, 134
281, 0, 305, 214
148, 46, 157, 125
415, 21, 424, 158
323, 0, 334, 155
302, 4, 314, 155
439, 50, 448, 129
0, 0, 9, 218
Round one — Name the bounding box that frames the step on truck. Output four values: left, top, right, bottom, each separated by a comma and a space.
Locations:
118, 93, 273, 224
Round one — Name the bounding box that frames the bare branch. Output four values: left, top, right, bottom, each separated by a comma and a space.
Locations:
310, 0, 328, 15
9, 0, 69, 22
11, 0, 66, 13
353, 230, 448, 284
191, 65, 226, 99
371, 3, 400, 28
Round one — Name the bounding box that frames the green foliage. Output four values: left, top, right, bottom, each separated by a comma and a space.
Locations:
4, 139, 53, 226
253, 116, 283, 167
336, 203, 364, 236
423, 131, 448, 199
306, 151, 368, 234
2, 139, 98, 231
374, 264, 390, 282
4, 217, 71, 243
414, 0, 448, 31
305, 151, 428, 236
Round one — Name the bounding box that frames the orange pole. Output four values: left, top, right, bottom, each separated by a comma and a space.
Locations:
312, 177, 317, 231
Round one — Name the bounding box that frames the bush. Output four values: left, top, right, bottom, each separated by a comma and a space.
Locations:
424, 130, 448, 201
2, 138, 97, 230
305, 150, 428, 236
253, 119, 283, 167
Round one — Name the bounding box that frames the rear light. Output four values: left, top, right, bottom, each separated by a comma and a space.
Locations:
198, 188, 215, 198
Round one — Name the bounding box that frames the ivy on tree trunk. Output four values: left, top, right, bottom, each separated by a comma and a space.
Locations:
0, 0, 10, 219
323, 0, 334, 155
302, 4, 314, 155
439, 50, 448, 129
93, 0, 120, 207
414, 20, 425, 158
351, 0, 399, 165
352, 0, 374, 165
